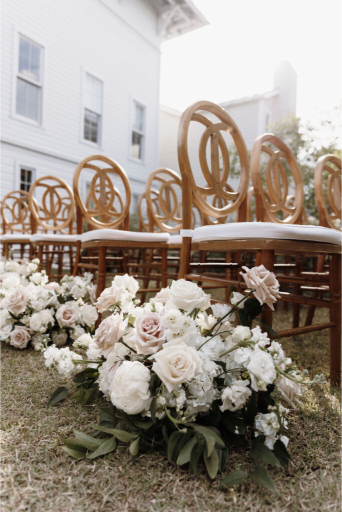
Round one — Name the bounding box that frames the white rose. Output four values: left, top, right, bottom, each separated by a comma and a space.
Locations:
70, 281, 87, 299
5, 260, 20, 272
220, 380, 252, 412
2, 273, 21, 289
240, 265, 281, 311
211, 303, 231, 318
230, 292, 247, 309
56, 304, 78, 328
9, 326, 30, 349
112, 274, 139, 297
73, 333, 93, 349
30, 272, 48, 286
231, 325, 251, 344
154, 287, 170, 304
93, 312, 128, 356
98, 343, 132, 396
247, 346, 276, 390
168, 280, 211, 312
70, 325, 86, 341
162, 310, 186, 333
95, 285, 129, 313
52, 330, 68, 346
276, 375, 302, 409
151, 338, 202, 392
4, 287, 27, 315
133, 312, 165, 355
27, 262, 38, 273
80, 304, 98, 327
110, 361, 152, 415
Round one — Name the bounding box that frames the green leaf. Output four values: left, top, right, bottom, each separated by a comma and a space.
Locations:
250, 441, 281, 468
150, 397, 157, 423
222, 414, 246, 435
64, 439, 88, 453
177, 436, 198, 466
238, 309, 250, 327
204, 448, 219, 479
189, 439, 205, 475
167, 431, 184, 462
99, 407, 117, 422
162, 425, 169, 444
89, 424, 138, 442
255, 317, 279, 338
149, 373, 161, 395
245, 392, 258, 426
62, 446, 86, 459
133, 420, 154, 430
87, 436, 117, 459
47, 387, 68, 406
273, 440, 291, 470
82, 387, 98, 405
243, 298, 263, 318
129, 437, 140, 456
249, 466, 276, 493
220, 470, 248, 489
73, 431, 102, 451
70, 388, 85, 402
8, 311, 20, 320
192, 425, 225, 451
217, 446, 229, 472
57, 295, 66, 304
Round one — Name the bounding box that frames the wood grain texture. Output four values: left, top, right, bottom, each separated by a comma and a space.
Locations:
315, 154, 341, 230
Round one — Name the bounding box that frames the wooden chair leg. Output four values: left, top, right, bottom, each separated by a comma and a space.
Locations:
73, 241, 82, 276
38, 246, 44, 272
260, 249, 274, 329
97, 246, 107, 298
178, 238, 192, 279
4, 243, 9, 259
305, 255, 325, 326
161, 248, 168, 289
292, 256, 302, 328
329, 254, 341, 387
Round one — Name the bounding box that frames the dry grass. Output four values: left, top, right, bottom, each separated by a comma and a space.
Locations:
1, 305, 341, 512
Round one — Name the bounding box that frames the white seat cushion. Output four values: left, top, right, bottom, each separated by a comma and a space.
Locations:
80, 229, 170, 243
169, 235, 182, 244
1, 233, 31, 241
192, 222, 342, 245
30, 234, 78, 243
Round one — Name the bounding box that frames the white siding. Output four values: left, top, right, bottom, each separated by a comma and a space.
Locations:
1, 0, 161, 198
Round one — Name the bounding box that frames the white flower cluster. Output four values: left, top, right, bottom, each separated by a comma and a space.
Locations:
0, 258, 98, 351
44, 345, 83, 378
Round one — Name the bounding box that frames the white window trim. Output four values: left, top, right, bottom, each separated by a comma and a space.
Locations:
80, 69, 104, 148
129, 98, 146, 164
11, 27, 45, 127
15, 162, 36, 192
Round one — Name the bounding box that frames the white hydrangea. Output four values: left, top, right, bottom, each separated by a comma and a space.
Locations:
250, 325, 270, 348
220, 380, 252, 412
247, 346, 277, 391
211, 303, 231, 319
30, 309, 55, 333
44, 345, 83, 378
254, 408, 289, 449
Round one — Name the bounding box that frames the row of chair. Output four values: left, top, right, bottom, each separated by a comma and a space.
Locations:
1, 100, 341, 384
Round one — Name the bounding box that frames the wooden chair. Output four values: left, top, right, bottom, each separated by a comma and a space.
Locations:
28, 176, 77, 279
1, 190, 36, 260
177, 101, 341, 386
305, 154, 342, 325
72, 155, 170, 298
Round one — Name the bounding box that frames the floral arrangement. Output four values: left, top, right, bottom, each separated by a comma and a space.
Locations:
0, 259, 98, 351
44, 266, 324, 491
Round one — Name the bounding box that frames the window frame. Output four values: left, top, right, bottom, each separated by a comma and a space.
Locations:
130, 99, 146, 163
12, 31, 44, 126
81, 70, 104, 148
16, 164, 36, 193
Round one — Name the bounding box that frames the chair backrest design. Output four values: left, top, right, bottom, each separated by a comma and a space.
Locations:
73, 155, 131, 231
28, 176, 75, 233
1, 190, 34, 234
251, 133, 304, 224
315, 154, 341, 230
177, 101, 250, 229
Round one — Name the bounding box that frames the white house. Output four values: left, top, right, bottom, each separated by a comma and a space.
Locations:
159, 61, 297, 184
1, 0, 207, 209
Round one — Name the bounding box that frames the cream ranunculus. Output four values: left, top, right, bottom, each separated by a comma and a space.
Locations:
93, 312, 128, 356
151, 339, 202, 392
56, 304, 78, 328
133, 313, 165, 355
240, 265, 281, 311
9, 326, 30, 349
95, 285, 129, 313
168, 280, 210, 312
4, 287, 28, 315
110, 361, 152, 414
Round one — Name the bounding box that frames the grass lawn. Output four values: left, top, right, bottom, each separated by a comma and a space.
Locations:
1, 305, 341, 512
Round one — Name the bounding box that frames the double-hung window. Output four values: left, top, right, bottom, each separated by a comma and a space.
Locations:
131, 102, 145, 161
16, 35, 43, 123
19, 167, 35, 192
83, 73, 103, 145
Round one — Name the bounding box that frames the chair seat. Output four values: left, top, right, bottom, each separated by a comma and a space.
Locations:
80, 229, 170, 243
1, 233, 31, 242
30, 234, 78, 243
192, 222, 342, 245
169, 235, 182, 244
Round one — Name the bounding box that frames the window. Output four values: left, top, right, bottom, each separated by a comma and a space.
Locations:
131, 102, 145, 160
16, 36, 43, 123
19, 167, 35, 192
83, 73, 103, 144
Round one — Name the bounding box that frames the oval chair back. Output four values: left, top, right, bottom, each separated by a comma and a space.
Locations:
251, 134, 304, 224
2, 190, 35, 234
73, 155, 131, 233
177, 100, 250, 229
315, 154, 341, 230
28, 176, 75, 234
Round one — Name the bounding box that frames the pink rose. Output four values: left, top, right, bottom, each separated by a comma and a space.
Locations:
95, 285, 128, 313
5, 288, 27, 315
93, 313, 128, 356
240, 265, 281, 311
44, 282, 62, 293
133, 313, 165, 355
9, 326, 30, 349
56, 304, 78, 328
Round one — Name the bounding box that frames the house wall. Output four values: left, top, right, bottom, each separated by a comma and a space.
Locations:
1, 0, 161, 201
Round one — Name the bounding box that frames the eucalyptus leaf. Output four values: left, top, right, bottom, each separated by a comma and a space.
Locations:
220, 470, 248, 489
89, 424, 138, 442
47, 387, 68, 406
87, 436, 117, 459
249, 466, 276, 493
204, 448, 219, 479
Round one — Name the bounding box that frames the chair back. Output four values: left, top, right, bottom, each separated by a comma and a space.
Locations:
251, 133, 304, 224
1, 190, 34, 234
73, 155, 131, 232
28, 176, 75, 233
177, 101, 250, 229
315, 154, 341, 230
